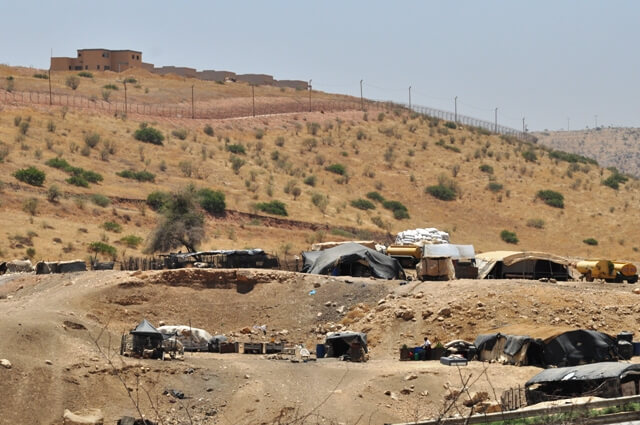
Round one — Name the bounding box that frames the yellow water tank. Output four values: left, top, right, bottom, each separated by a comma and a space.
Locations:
613, 262, 637, 277
576, 260, 614, 280
386, 245, 422, 259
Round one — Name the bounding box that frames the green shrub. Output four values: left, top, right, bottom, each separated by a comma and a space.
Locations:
89, 241, 117, 258
527, 218, 545, 229
66, 175, 89, 187
116, 170, 155, 182
197, 188, 226, 214
19, 121, 30, 135
255, 200, 288, 216
435, 139, 461, 153
124, 77, 137, 84
351, 198, 376, 210
426, 185, 455, 201
303, 138, 318, 151
303, 175, 316, 187
33, 73, 49, 79
255, 129, 264, 139
103, 83, 118, 90
537, 190, 564, 208
500, 230, 518, 244
583, 238, 598, 246
522, 150, 537, 162
146, 191, 171, 211
602, 172, 628, 190
311, 192, 329, 212
366, 191, 385, 203
549, 150, 597, 165
14, 166, 45, 186
102, 221, 122, 233
133, 124, 164, 145
77, 169, 102, 183
84, 132, 101, 148
171, 128, 188, 140
90, 194, 111, 207
226, 143, 246, 154
444, 121, 457, 129
46, 157, 71, 170
77, 71, 93, 78
120, 235, 143, 248
487, 182, 503, 192
307, 122, 321, 135
325, 163, 346, 175
230, 155, 245, 174
203, 124, 214, 136
22, 198, 39, 216
479, 164, 494, 174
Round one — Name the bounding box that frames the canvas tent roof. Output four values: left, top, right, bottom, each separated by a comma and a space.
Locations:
476, 251, 570, 279
526, 362, 640, 386
130, 319, 162, 336
325, 331, 368, 353
302, 242, 404, 279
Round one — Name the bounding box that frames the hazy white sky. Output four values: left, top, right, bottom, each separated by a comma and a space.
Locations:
1, 1, 637, 131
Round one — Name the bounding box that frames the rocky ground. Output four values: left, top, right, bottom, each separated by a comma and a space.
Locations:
1, 269, 640, 424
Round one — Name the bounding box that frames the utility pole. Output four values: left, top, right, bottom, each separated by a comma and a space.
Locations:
360, 79, 364, 111
252, 85, 255, 117
191, 84, 195, 119
594, 115, 598, 128
123, 80, 127, 114
522, 117, 526, 133
454, 96, 458, 123
408, 86, 412, 110
494, 107, 498, 132
308, 79, 312, 112
48, 48, 52, 105
567, 117, 570, 131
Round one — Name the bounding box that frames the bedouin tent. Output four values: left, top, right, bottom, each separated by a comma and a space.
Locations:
301, 242, 404, 279
325, 331, 368, 357
130, 319, 164, 357
475, 251, 569, 280
475, 326, 619, 367
525, 362, 640, 405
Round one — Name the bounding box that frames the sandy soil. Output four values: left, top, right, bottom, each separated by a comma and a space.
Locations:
1, 270, 639, 424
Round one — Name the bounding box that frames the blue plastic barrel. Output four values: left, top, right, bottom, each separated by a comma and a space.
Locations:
316, 344, 326, 358
633, 342, 640, 356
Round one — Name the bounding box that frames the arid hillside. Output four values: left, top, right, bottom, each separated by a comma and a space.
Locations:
1, 65, 640, 265
534, 127, 640, 177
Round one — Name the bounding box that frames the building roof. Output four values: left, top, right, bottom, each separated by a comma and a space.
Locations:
77, 48, 142, 54
130, 319, 161, 336
526, 362, 640, 386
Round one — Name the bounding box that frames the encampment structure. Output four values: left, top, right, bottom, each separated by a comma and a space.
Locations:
325, 331, 368, 361
525, 362, 640, 405
475, 325, 619, 367
302, 242, 404, 279
476, 251, 569, 280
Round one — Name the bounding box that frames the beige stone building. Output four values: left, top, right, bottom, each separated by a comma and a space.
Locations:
51, 49, 142, 72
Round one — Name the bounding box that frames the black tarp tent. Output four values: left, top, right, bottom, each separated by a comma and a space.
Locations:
302, 242, 404, 279
130, 319, 164, 357
325, 331, 368, 357
525, 362, 640, 404
475, 328, 619, 367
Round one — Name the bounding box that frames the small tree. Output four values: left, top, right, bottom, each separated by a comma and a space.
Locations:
500, 230, 519, 244
197, 188, 226, 214
146, 186, 205, 253
133, 123, 164, 145
14, 166, 46, 186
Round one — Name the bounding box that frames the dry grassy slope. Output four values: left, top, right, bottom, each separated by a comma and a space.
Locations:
0, 66, 640, 264
534, 128, 640, 177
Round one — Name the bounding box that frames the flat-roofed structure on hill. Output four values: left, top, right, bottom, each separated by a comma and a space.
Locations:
51, 48, 142, 72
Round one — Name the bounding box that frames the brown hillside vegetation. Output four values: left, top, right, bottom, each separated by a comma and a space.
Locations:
1, 65, 640, 264
2, 269, 640, 424
534, 128, 640, 177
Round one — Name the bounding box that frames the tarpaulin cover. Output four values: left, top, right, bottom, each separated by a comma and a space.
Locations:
526, 362, 640, 386
422, 244, 475, 260
325, 331, 368, 353
543, 329, 618, 367
130, 319, 162, 336
301, 242, 404, 279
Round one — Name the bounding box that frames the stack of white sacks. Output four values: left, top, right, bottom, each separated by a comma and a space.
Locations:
395, 228, 450, 245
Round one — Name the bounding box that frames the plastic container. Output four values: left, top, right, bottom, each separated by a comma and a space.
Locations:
316, 344, 326, 358
633, 342, 640, 356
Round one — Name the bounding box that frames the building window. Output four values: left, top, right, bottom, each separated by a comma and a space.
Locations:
102, 52, 109, 58
136, 55, 140, 60
132, 54, 135, 59
104, 65, 110, 71
97, 65, 100, 70
78, 53, 82, 57
75, 66, 82, 70
85, 65, 88, 70
68, 66, 72, 70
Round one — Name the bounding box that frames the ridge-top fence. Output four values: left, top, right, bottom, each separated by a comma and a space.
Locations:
0, 89, 535, 142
